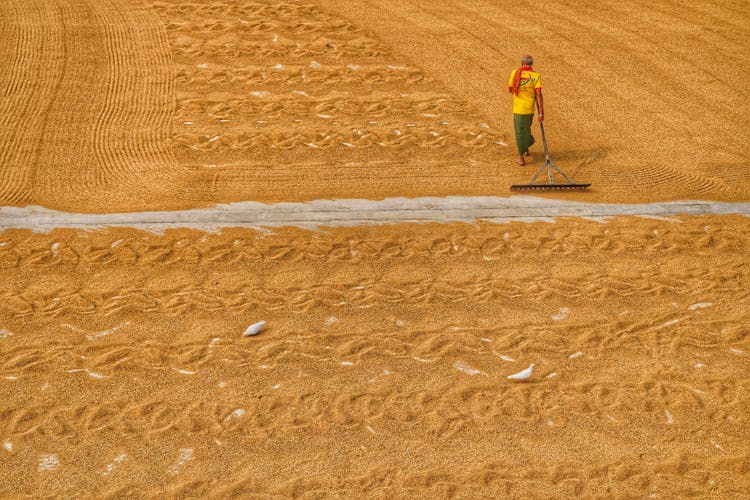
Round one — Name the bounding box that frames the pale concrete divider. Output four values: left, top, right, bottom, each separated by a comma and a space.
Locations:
1, 197, 748, 232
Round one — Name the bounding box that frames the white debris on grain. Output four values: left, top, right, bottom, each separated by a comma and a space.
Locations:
507, 363, 534, 380
167, 448, 194, 476
229, 409, 246, 419
657, 319, 679, 329
103, 453, 127, 476
243, 320, 266, 337
552, 307, 570, 321
493, 352, 516, 362
38, 454, 59, 472
454, 361, 482, 376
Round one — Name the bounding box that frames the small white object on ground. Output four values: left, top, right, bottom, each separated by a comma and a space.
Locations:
167, 448, 194, 476
454, 360, 482, 376
552, 307, 570, 321
103, 453, 127, 476
243, 320, 265, 337
85, 369, 106, 379
657, 319, 679, 329
38, 454, 59, 472
688, 302, 713, 310
493, 352, 516, 362
507, 363, 534, 380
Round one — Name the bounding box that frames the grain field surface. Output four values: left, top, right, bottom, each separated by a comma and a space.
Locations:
0, 216, 749, 496
0, 0, 748, 212
1, 1, 749, 497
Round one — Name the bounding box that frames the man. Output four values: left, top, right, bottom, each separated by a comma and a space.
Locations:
508, 55, 543, 166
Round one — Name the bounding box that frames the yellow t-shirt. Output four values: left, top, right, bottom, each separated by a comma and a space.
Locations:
508, 69, 542, 115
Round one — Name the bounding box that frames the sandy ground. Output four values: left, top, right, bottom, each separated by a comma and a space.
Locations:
0, 0, 748, 213
0, 216, 749, 496
1, 0, 749, 497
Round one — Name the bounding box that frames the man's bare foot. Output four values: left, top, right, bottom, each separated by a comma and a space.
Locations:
517, 156, 525, 166
524, 150, 531, 157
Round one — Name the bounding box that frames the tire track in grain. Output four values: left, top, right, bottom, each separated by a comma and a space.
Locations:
1, 370, 745, 440
3, 314, 746, 376
136, 455, 749, 498
0, 266, 745, 318
2, 217, 746, 270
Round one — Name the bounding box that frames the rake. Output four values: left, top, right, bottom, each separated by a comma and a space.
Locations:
510, 121, 590, 191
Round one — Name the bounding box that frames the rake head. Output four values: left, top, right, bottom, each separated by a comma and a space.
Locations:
510, 183, 591, 191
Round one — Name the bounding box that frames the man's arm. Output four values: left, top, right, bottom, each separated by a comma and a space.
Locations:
535, 88, 544, 123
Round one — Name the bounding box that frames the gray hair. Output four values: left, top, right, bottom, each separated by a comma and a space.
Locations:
521, 54, 533, 66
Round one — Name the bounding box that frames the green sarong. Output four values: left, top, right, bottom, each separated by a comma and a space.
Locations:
513, 113, 536, 155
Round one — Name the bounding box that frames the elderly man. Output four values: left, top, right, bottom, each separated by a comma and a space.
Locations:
508, 55, 544, 165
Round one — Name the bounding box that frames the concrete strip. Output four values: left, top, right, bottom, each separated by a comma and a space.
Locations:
0, 196, 748, 232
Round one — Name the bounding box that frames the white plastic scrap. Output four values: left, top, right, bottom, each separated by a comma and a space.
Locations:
243, 321, 266, 337
507, 363, 534, 380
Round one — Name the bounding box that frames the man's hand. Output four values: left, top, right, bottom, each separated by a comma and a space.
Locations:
538, 113, 544, 123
